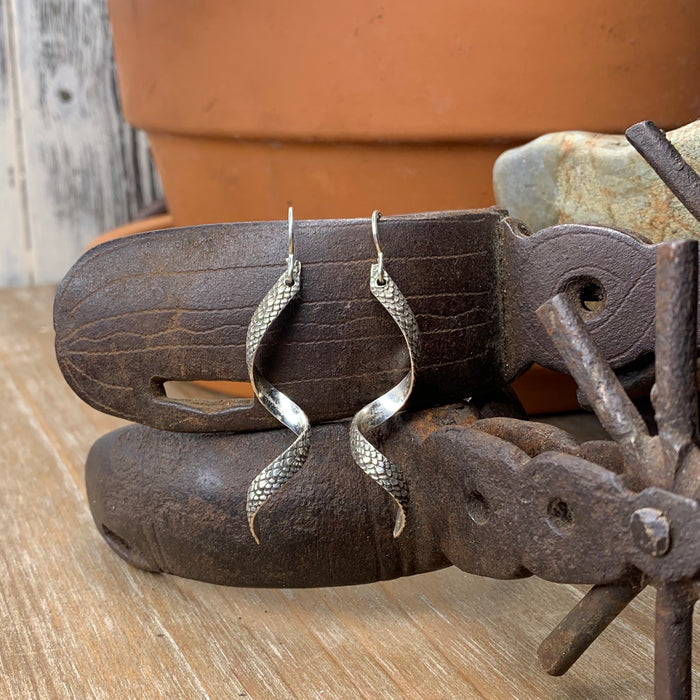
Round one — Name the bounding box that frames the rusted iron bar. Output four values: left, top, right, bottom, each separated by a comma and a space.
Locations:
536, 294, 652, 487
654, 582, 696, 700
538, 576, 644, 676
535, 291, 658, 678
655, 241, 699, 465
652, 240, 700, 699
654, 241, 700, 494
626, 121, 700, 224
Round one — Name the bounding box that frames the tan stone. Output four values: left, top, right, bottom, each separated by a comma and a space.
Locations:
493, 121, 700, 242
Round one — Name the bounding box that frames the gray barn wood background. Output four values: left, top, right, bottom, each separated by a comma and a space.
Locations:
0, 0, 161, 287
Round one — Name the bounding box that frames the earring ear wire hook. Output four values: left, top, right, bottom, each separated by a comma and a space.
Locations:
371, 210, 385, 284
286, 206, 295, 286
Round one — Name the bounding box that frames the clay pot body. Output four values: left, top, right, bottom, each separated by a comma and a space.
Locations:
108, 0, 700, 223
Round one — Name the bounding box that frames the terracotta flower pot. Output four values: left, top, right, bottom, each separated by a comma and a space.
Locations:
108, 0, 700, 224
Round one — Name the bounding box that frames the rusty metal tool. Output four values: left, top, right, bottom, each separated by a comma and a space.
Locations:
536, 240, 700, 699
534, 122, 700, 696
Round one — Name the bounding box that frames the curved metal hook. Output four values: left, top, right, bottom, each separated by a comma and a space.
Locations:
286, 206, 295, 285
371, 210, 385, 284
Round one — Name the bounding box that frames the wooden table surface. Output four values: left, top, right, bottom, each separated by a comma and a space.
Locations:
2, 285, 699, 699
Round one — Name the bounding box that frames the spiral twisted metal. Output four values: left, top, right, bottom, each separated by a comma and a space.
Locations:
245, 257, 310, 543
350, 255, 420, 538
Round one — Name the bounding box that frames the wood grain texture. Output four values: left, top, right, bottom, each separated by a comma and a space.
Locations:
0, 0, 160, 287
3, 285, 700, 699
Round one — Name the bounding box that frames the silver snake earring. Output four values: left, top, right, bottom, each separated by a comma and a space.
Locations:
245, 207, 311, 543
349, 210, 420, 537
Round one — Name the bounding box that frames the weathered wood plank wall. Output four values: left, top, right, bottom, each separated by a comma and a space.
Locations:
0, 0, 27, 287
0, 0, 160, 288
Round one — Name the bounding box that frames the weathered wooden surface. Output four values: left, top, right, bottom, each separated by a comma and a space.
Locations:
2, 285, 700, 698
0, 0, 160, 287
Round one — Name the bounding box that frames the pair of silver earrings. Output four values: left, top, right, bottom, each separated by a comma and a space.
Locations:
245, 208, 420, 543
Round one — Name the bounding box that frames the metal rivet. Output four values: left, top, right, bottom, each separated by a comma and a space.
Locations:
630, 507, 671, 557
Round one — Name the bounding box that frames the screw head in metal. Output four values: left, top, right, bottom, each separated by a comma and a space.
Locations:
630, 507, 671, 557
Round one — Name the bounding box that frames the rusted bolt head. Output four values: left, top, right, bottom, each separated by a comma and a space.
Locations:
630, 508, 670, 557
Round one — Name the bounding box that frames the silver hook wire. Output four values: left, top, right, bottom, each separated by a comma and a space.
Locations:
371, 210, 385, 284
286, 206, 295, 285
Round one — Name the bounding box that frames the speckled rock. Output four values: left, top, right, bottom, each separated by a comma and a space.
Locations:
493, 121, 700, 241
